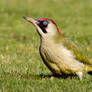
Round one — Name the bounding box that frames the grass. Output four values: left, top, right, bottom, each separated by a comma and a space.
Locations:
0, 0, 92, 92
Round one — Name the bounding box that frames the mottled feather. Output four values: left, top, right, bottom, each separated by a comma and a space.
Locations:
54, 34, 92, 65
62, 38, 92, 65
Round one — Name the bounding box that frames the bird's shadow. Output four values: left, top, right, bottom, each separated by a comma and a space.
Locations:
38, 73, 76, 79
19, 73, 76, 80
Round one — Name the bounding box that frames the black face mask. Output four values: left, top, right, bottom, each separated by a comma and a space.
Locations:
37, 20, 49, 33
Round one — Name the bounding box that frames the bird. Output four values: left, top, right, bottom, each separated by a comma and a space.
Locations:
23, 16, 92, 80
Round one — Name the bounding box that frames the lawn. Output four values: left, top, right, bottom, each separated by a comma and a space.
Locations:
0, 0, 92, 92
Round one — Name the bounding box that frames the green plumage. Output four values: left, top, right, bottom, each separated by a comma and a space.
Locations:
24, 17, 92, 80
62, 39, 91, 65
54, 34, 92, 66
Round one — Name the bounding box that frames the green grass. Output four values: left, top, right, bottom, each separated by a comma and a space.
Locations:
0, 0, 92, 92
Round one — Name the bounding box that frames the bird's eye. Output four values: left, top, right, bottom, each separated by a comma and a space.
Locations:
37, 20, 48, 33
43, 20, 48, 27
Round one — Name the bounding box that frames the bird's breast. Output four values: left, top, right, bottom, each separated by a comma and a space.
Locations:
40, 39, 74, 63
40, 40, 60, 63
39, 39, 64, 74
39, 39, 84, 74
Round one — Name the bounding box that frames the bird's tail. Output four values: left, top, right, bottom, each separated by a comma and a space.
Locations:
85, 65, 92, 75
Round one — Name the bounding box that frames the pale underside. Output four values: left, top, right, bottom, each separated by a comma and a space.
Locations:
40, 38, 86, 75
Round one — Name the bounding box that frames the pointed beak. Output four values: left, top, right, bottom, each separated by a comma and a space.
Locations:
23, 16, 45, 36
23, 16, 38, 26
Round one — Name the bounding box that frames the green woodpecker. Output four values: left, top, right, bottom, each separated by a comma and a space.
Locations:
23, 16, 92, 80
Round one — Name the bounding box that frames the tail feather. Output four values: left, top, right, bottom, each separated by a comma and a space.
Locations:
88, 72, 92, 75
85, 65, 92, 75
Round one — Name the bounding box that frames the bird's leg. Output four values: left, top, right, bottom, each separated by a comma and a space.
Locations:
50, 76, 54, 80
76, 72, 83, 80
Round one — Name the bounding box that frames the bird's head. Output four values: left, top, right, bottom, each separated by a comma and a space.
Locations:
23, 16, 61, 39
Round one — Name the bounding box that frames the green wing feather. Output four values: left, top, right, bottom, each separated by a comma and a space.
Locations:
61, 38, 92, 65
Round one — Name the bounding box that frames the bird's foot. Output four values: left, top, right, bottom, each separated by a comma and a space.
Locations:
76, 72, 83, 80
50, 76, 54, 80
